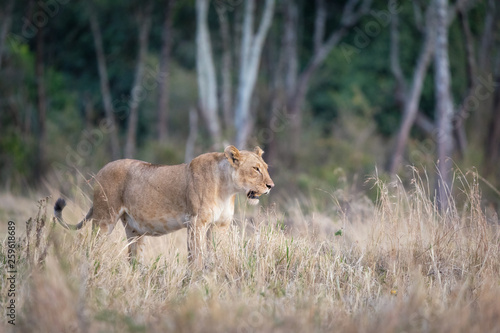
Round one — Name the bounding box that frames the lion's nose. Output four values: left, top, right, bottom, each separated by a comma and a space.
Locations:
266, 182, 274, 189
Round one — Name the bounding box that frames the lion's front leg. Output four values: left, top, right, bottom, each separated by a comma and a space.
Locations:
187, 216, 208, 270
206, 220, 230, 264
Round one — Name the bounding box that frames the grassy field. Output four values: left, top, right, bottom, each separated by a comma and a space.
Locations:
1, 170, 500, 332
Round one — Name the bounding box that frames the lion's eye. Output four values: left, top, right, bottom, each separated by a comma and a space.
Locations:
254, 167, 261, 174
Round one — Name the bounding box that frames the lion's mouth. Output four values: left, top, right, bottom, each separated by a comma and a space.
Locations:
247, 190, 260, 200
246, 191, 261, 205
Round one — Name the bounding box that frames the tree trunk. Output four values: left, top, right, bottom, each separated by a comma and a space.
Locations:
389, 0, 472, 173
157, 0, 175, 142
234, 0, 275, 149
477, 0, 498, 144
265, 0, 296, 165
478, 0, 496, 72
485, 84, 500, 175
287, 0, 372, 156
284, 0, 298, 104
434, 0, 454, 212
389, 0, 406, 106
185, 108, 199, 163
0, 0, 14, 70
35, 24, 47, 180
484, 52, 500, 175
89, 6, 121, 159
389, 0, 437, 148
453, 9, 476, 158
216, 5, 233, 131
125, 3, 153, 158
415, 112, 435, 135
84, 93, 93, 131
196, 0, 221, 148
388, 5, 435, 174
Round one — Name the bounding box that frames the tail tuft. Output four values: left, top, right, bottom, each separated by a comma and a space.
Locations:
54, 198, 66, 212
54, 197, 91, 230
54, 198, 67, 228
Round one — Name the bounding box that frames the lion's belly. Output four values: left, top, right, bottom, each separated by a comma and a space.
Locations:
120, 207, 189, 236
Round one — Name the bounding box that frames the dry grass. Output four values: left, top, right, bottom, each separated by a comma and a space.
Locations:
2, 169, 500, 332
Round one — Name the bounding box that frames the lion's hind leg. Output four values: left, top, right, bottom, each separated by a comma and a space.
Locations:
90, 202, 121, 236
122, 214, 145, 264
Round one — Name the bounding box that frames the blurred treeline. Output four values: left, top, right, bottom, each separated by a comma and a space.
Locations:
0, 0, 499, 202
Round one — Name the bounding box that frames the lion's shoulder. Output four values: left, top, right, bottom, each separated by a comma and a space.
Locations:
188, 153, 225, 173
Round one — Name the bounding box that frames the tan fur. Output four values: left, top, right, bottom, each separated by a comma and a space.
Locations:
54, 145, 274, 268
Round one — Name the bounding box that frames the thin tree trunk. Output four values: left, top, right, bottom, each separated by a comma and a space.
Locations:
0, 0, 14, 70
234, 0, 275, 149
389, 0, 472, 173
266, 0, 296, 164
287, 0, 372, 155
84, 93, 93, 131
389, 6, 435, 173
290, 0, 373, 114
484, 53, 500, 175
157, 0, 174, 142
216, 5, 233, 131
125, 3, 153, 158
389, 0, 436, 147
434, 0, 454, 212
459, 11, 477, 88
35, 25, 47, 180
453, 9, 476, 158
415, 112, 435, 135
478, 0, 496, 71
233, 4, 243, 77
389, 0, 406, 107
477, 0, 498, 140
196, 0, 221, 148
185, 108, 199, 163
234, 0, 255, 148
89, 6, 121, 159
485, 84, 500, 175
284, 0, 298, 105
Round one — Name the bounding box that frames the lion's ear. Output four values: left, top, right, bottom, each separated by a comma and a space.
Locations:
225, 145, 240, 167
254, 146, 264, 157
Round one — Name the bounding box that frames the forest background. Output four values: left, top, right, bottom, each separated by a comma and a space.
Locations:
1, 0, 499, 207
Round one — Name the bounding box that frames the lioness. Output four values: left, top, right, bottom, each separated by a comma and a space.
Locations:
54, 145, 274, 268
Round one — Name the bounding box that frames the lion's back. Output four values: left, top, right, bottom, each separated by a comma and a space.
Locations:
95, 159, 137, 187
93, 159, 189, 210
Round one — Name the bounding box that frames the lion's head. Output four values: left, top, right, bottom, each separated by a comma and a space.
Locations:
224, 145, 274, 205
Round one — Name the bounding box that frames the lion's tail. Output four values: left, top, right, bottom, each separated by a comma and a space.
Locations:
54, 198, 93, 230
